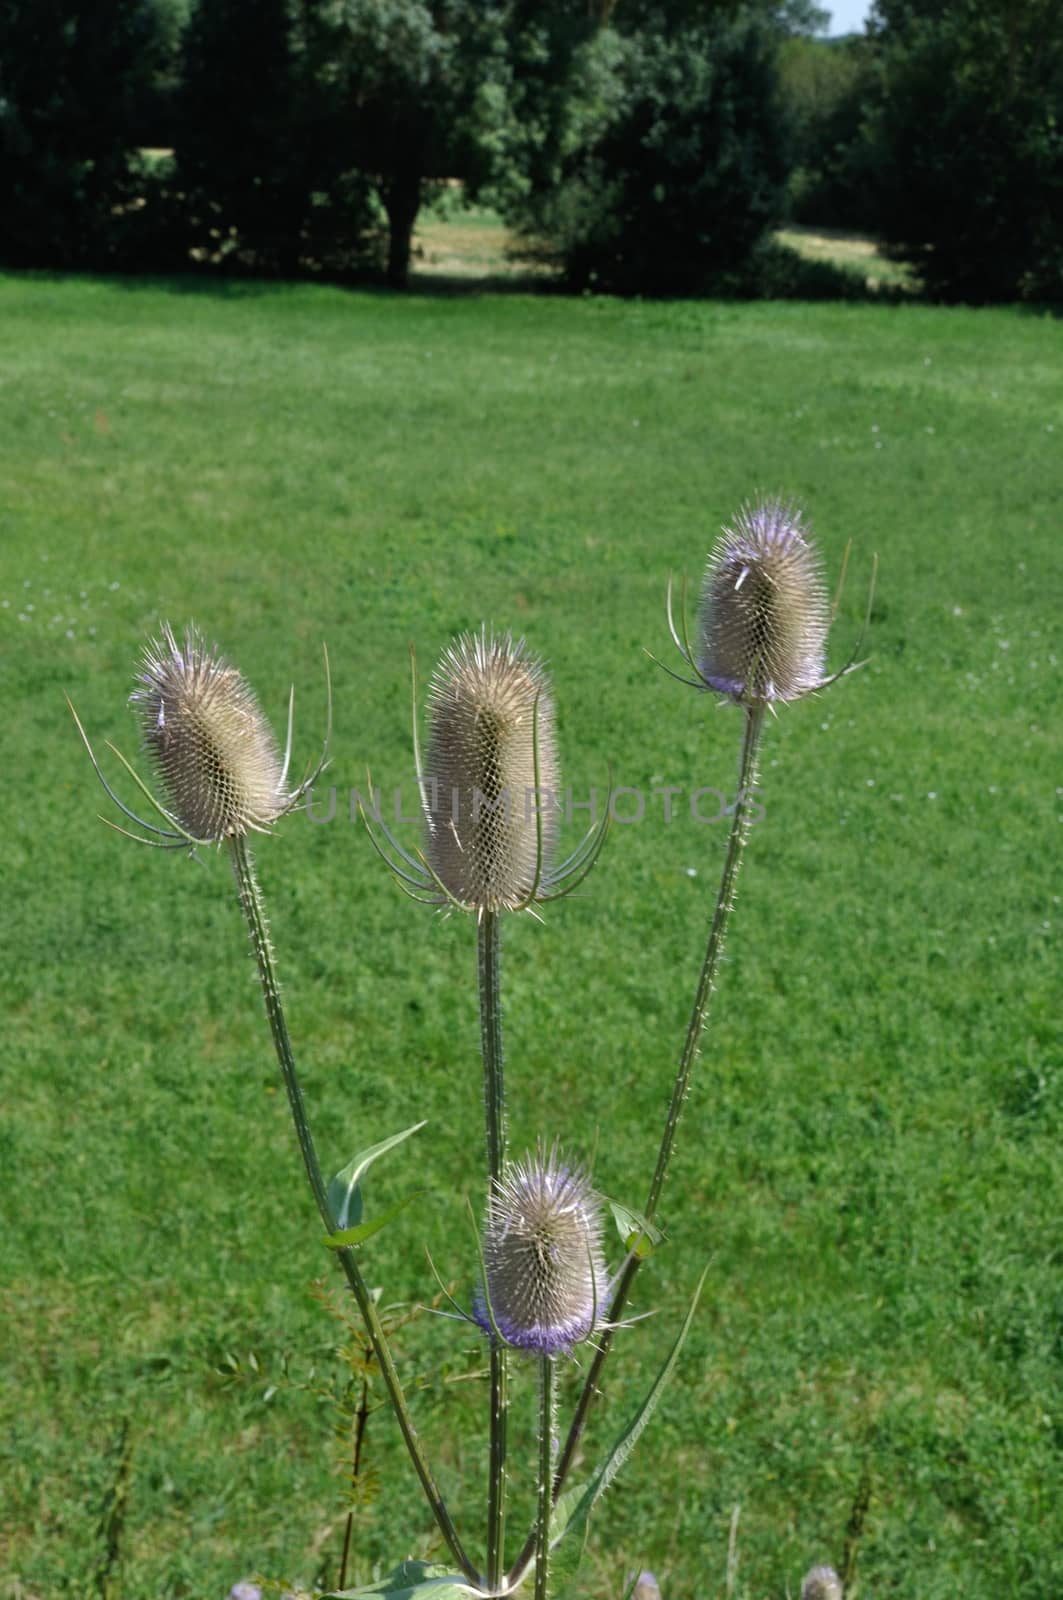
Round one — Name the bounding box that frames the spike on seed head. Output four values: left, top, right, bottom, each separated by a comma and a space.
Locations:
131, 623, 288, 842
698, 500, 830, 705
475, 1144, 607, 1356
423, 627, 560, 913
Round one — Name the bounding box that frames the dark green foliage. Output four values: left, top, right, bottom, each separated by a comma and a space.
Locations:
320, 0, 515, 288
173, 0, 379, 278
866, 0, 1063, 301
0, 0, 162, 268
780, 36, 879, 227
513, 14, 790, 296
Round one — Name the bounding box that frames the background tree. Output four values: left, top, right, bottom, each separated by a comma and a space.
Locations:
778, 33, 877, 227
505, 7, 791, 296
175, 0, 312, 275
866, 0, 1063, 300
322, 0, 517, 288
0, 0, 161, 268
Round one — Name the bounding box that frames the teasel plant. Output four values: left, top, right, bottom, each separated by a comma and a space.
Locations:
532, 500, 878, 1536
363, 627, 609, 1593
70, 508, 874, 1599
68, 624, 482, 1591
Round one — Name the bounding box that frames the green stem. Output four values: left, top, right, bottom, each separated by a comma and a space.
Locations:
508, 706, 766, 1589
478, 910, 508, 1591
534, 1357, 556, 1600
228, 835, 478, 1589
643, 702, 764, 1227
478, 911, 506, 1181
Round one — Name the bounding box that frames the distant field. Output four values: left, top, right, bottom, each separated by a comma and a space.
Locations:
1, 273, 1059, 1600
413, 203, 549, 282
131, 162, 911, 292
412, 202, 910, 291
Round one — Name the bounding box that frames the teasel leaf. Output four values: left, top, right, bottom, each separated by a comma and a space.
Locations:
550, 1267, 707, 1558
319, 1559, 478, 1598
323, 1192, 424, 1251
327, 1120, 427, 1231
607, 1198, 664, 1261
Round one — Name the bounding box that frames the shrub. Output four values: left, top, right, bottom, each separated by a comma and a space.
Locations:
516, 15, 790, 297
866, 0, 1063, 303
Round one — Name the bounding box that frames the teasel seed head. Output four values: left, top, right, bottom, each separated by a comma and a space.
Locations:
364, 625, 607, 912
475, 1144, 607, 1356
423, 627, 560, 913
697, 500, 830, 705
801, 1565, 843, 1600
131, 623, 291, 842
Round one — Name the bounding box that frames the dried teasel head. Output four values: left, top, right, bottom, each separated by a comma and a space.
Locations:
474, 1144, 607, 1356
69, 622, 329, 852
801, 1565, 843, 1600
131, 623, 292, 841
365, 625, 607, 916
423, 628, 559, 913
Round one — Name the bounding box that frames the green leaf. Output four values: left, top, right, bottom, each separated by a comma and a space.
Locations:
607, 1197, 664, 1260
551, 1267, 708, 1557
318, 1558, 478, 1598
327, 1120, 427, 1230
323, 1192, 423, 1251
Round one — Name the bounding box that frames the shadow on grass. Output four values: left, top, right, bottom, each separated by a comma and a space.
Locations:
0, 262, 560, 301
0, 243, 917, 306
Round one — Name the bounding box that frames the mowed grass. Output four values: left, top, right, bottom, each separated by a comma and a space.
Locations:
0, 272, 1060, 1600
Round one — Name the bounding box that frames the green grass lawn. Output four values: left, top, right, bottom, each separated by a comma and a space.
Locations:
1, 271, 1060, 1600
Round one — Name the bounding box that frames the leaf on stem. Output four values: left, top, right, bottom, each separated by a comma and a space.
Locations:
550, 1267, 708, 1555
319, 1558, 479, 1598
327, 1121, 427, 1231
323, 1193, 424, 1251
607, 1198, 664, 1261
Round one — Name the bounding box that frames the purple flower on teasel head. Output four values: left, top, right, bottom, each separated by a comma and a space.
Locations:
697, 500, 830, 705
474, 1146, 607, 1356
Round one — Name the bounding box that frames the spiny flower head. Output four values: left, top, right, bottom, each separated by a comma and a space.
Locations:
801, 1566, 843, 1600
697, 500, 830, 705
423, 627, 560, 913
131, 623, 290, 842
475, 1145, 607, 1356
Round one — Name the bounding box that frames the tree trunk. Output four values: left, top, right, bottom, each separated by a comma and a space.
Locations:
382, 168, 421, 290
